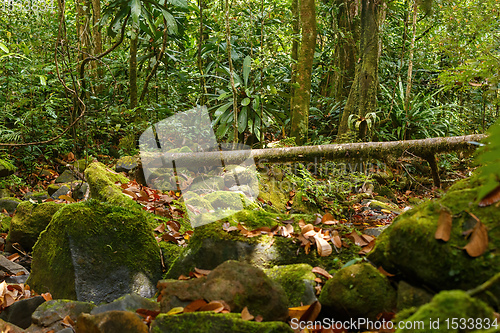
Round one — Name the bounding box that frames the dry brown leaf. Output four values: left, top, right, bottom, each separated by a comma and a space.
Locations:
299, 301, 322, 323
241, 306, 254, 321
358, 240, 376, 255
347, 231, 368, 247
154, 223, 166, 233
479, 184, 500, 207
301, 223, 314, 235
331, 231, 342, 249
255, 315, 263, 322
194, 268, 211, 276
435, 206, 453, 242
42, 293, 52, 301
288, 304, 311, 319
378, 266, 395, 277
321, 212, 335, 223
6, 253, 19, 261
314, 235, 332, 257
183, 299, 208, 313
312, 266, 333, 279
199, 301, 225, 313
464, 220, 489, 257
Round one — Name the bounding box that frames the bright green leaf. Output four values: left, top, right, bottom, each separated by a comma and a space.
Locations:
243, 55, 251, 86
241, 97, 250, 106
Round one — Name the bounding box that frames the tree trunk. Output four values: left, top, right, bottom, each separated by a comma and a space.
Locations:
331, 0, 358, 103
129, 25, 138, 109
290, 0, 317, 145
338, 0, 381, 141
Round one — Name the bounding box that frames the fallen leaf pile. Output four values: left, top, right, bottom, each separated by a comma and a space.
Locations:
223, 213, 376, 257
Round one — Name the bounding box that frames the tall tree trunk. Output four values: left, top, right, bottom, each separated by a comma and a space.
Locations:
404, 0, 418, 113
332, 0, 358, 103
129, 24, 138, 109
338, 0, 381, 141
290, 0, 317, 145
91, 0, 103, 94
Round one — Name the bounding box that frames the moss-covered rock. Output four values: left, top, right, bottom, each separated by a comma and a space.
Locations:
159, 261, 289, 321
84, 161, 139, 210
167, 209, 363, 278
397, 280, 434, 311
30, 299, 95, 330
150, 312, 293, 333
27, 200, 162, 304
6, 201, 62, 252
0, 159, 16, 178
55, 169, 77, 183
367, 174, 500, 307
204, 191, 252, 211
115, 155, 138, 173
265, 264, 317, 307
183, 192, 214, 212
76, 311, 149, 333
395, 290, 495, 333
22, 191, 48, 202
0, 215, 11, 233
318, 263, 396, 321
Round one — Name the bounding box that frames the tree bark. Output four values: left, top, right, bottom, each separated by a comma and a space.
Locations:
129, 24, 139, 109
290, 0, 317, 145
145, 134, 486, 169
338, 0, 381, 141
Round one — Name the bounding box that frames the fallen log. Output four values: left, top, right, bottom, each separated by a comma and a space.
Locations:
140, 134, 487, 188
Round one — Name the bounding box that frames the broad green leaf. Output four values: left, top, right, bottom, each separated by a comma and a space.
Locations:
238, 106, 248, 133
252, 96, 260, 110
130, 0, 142, 25
243, 55, 251, 86
241, 97, 250, 106
162, 10, 178, 35
38, 75, 47, 86
214, 102, 232, 116
0, 42, 9, 53
168, 0, 188, 9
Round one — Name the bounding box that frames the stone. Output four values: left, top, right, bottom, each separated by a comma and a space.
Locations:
0, 188, 13, 199
27, 200, 162, 304
31, 299, 95, 328
0, 255, 29, 275
0, 319, 24, 333
75, 311, 148, 333
4, 275, 28, 284
23, 192, 48, 203
150, 312, 293, 333
395, 290, 494, 333
368, 199, 402, 214
84, 162, 138, 210
318, 263, 396, 321
265, 264, 317, 307
396, 280, 434, 311
50, 185, 70, 199
91, 293, 159, 315
55, 170, 77, 183
6, 201, 62, 252
159, 260, 289, 322
0, 159, 16, 178
115, 156, 138, 173
0, 296, 45, 329
0, 198, 21, 215
367, 173, 500, 308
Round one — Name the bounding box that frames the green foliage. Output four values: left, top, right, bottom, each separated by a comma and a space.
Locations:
476, 118, 500, 201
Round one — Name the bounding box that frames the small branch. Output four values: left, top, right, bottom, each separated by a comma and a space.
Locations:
468, 272, 500, 297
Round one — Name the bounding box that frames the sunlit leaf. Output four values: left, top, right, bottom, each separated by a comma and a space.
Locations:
435, 206, 452, 242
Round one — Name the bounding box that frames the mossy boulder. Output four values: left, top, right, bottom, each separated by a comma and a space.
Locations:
84, 161, 139, 210
27, 200, 162, 304
318, 263, 396, 321
397, 280, 434, 311
167, 209, 363, 278
265, 264, 317, 307
189, 176, 225, 192
0, 188, 13, 199
115, 155, 138, 173
0, 159, 16, 178
367, 174, 500, 306
29, 299, 95, 331
75, 311, 149, 333
6, 201, 62, 252
159, 260, 289, 321
395, 290, 495, 333
0, 215, 11, 233
55, 169, 77, 183
150, 312, 293, 333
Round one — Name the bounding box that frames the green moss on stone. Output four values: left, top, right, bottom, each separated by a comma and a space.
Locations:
150, 312, 293, 333
7, 201, 62, 251
318, 263, 396, 321
0, 159, 16, 177
265, 264, 316, 307
27, 200, 162, 301
84, 162, 139, 210
395, 290, 494, 333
